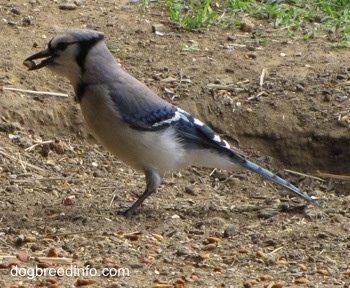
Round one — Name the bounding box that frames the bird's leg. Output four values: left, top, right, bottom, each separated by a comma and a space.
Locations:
123, 170, 161, 217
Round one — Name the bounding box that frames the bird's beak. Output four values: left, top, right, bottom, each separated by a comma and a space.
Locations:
23, 48, 55, 71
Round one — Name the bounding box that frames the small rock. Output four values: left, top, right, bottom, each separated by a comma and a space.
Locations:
336, 95, 348, 102
25, 236, 37, 243
323, 94, 332, 102
238, 248, 250, 254
317, 268, 330, 276
240, 18, 254, 32
223, 224, 236, 238
15, 235, 25, 247
256, 250, 268, 258
202, 243, 216, 251
295, 84, 304, 92
342, 222, 350, 232
276, 259, 288, 265
272, 282, 284, 288
294, 278, 311, 285
176, 246, 193, 256
246, 52, 257, 59
152, 23, 165, 33
336, 74, 348, 80
58, 4, 77, 10
30, 244, 42, 252
130, 263, 143, 269
184, 186, 196, 196
51, 141, 65, 154
298, 263, 307, 271
5, 185, 20, 193
11, 8, 21, 15
260, 274, 272, 281
47, 247, 59, 257
124, 234, 141, 241
76, 279, 96, 286
22, 16, 32, 26
207, 237, 220, 244
243, 279, 259, 288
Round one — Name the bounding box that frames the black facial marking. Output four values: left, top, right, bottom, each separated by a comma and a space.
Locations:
76, 37, 103, 72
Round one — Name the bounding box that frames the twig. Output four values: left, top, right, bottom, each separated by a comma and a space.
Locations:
25, 140, 55, 152
284, 169, 324, 182
209, 168, 217, 177
207, 83, 244, 92
236, 79, 250, 85
43, 229, 97, 238
17, 152, 27, 173
316, 171, 350, 182
12, 177, 67, 183
109, 188, 119, 207
260, 68, 267, 87
270, 246, 284, 254
267, 181, 278, 193
174, 68, 183, 92
247, 91, 267, 101
3, 87, 68, 98
0, 149, 45, 172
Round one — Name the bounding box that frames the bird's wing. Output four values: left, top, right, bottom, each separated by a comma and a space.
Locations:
108, 80, 241, 152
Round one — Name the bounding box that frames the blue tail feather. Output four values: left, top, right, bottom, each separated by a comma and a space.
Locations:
228, 151, 320, 207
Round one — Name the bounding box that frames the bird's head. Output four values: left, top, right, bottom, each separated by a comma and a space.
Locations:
24, 30, 105, 84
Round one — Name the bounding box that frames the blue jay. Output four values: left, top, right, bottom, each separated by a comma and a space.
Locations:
24, 30, 319, 217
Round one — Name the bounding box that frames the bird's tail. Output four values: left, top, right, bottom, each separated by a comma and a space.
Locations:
228, 151, 320, 207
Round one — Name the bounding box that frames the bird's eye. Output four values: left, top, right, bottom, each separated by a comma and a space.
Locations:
56, 42, 69, 51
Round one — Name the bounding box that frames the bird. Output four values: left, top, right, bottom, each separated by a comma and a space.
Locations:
23, 30, 319, 217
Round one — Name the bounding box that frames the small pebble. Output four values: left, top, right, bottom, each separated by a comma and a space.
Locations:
240, 19, 254, 32
58, 4, 77, 10
256, 250, 268, 258
47, 247, 59, 257
202, 243, 216, 251
152, 23, 165, 33
11, 8, 21, 15
5, 185, 20, 193
76, 279, 96, 286
294, 278, 311, 284
260, 274, 272, 281
336, 74, 348, 80
184, 186, 196, 196
246, 52, 257, 59
223, 224, 236, 238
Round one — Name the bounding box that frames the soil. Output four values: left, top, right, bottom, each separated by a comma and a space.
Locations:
0, 1, 350, 288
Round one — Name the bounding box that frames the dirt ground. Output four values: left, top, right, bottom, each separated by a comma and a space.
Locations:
0, 1, 350, 287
